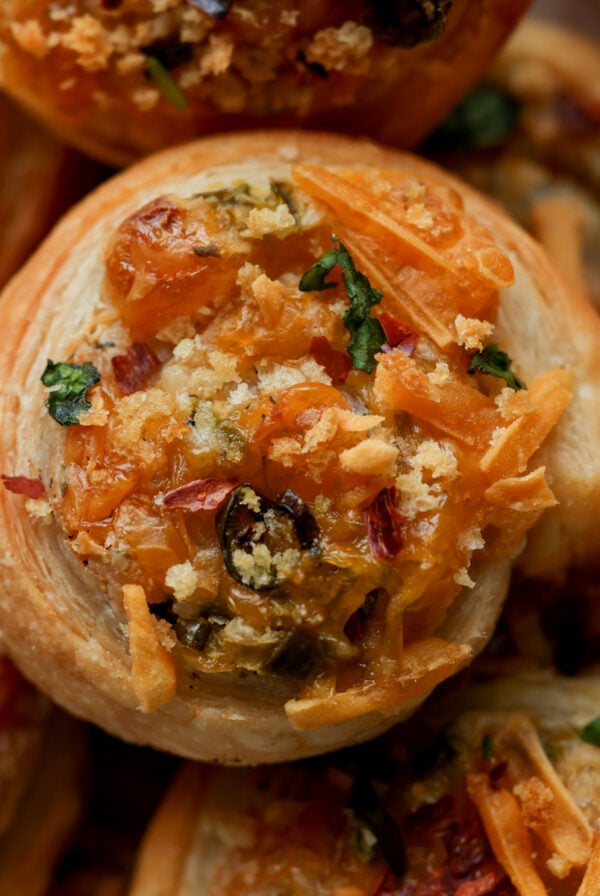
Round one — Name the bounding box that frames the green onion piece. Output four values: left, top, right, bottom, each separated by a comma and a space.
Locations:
145, 56, 188, 110
42, 359, 101, 426
482, 732, 494, 761
468, 343, 527, 391
580, 717, 600, 747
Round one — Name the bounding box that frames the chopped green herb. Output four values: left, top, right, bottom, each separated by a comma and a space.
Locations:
580, 717, 600, 747
482, 732, 494, 761
299, 237, 385, 373
348, 809, 379, 864
424, 83, 520, 153
347, 779, 406, 877
42, 360, 101, 426
298, 246, 339, 292
270, 180, 301, 226
468, 343, 526, 391
198, 183, 253, 205
144, 56, 188, 110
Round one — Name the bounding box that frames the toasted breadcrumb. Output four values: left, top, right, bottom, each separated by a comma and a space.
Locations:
455, 313, 494, 351
200, 33, 234, 76
339, 437, 398, 476
306, 22, 373, 75
495, 386, 532, 421
60, 15, 113, 72
453, 567, 476, 588
9, 20, 49, 58
427, 361, 452, 387
165, 560, 200, 601
25, 497, 53, 524
243, 204, 297, 239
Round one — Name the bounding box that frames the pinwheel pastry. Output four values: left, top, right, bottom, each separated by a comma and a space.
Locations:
0, 131, 597, 764
128, 671, 600, 896
426, 17, 600, 312
0, 0, 530, 165
0, 91, 104, 291
0, 654, 87, 896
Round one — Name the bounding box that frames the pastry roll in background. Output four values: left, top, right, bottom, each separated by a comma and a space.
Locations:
424, 17, 600, 575
127, 671, 600, 896
426, 17, 600, 312
0, 92, 106, 291
0, 131, 596, 764
0, 0, 531, 165
0, 655, 87, 896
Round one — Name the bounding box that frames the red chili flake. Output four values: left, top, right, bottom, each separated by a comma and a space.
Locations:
455, 873, 505, 896
309, 336, 352, 386
163, 478, 239, 511
112, 342, 159, 395
488, 761, 508, 791
377, 312, 418, 355
363, 487, 404, 561
554, 93, 599, 136
1, 475, 45, 499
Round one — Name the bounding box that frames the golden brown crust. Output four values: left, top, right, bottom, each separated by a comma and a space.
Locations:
0, 0, 530, 165
0, 131, 596, 764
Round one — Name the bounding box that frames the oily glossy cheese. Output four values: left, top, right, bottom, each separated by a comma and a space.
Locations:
0, 0, 530, 165
0, 132, 597, 765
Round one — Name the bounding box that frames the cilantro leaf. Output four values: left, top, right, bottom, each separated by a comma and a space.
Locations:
468, 343, 526, 391
347, 318, 386, 375
580, 717, 600, 747
42, 360, 101, 426
298, 246, 339, 291
299, 237, 385, 373
347, 778, 406, 877
424, 83, 520, 153
482, 732, 494, 761
337, 241, 383, 330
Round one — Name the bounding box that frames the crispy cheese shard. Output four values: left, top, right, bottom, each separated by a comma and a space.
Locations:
122, 583, 177, 712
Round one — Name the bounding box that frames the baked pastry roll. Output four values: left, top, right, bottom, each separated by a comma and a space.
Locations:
128, 672, 600, 896
0, 655, 87, 896
426, 17, 600, 311
0, 0, 530, 165
0, 91, 104, 291
0, 131, 595, 764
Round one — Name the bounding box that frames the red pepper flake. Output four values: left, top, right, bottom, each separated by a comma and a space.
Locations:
455, 873, 506, 896
163, 478, 239, 511
309, 336, 352, 386
377, 312, 418, 355
363, 487, 404, 560
1, 475, 45, 499
112, 342, 159, 395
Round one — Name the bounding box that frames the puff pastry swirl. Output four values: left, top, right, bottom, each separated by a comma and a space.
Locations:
0, 132, 597, 764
